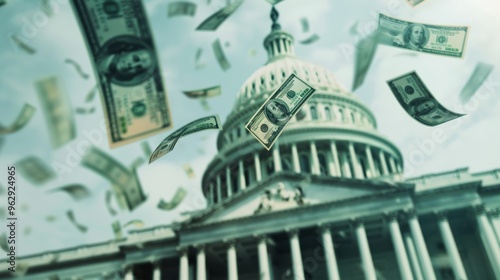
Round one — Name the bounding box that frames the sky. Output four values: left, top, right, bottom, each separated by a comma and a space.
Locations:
0, 0, 499, 258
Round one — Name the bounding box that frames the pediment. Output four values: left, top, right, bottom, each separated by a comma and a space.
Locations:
186, 173, 406, 227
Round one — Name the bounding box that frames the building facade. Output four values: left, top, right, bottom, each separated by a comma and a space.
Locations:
2, 7, 500, 280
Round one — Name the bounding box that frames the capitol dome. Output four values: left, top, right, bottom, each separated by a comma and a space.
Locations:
201, 7, 403, 205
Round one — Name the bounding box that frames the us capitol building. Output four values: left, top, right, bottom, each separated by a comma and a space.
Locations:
2, 7, 500, 280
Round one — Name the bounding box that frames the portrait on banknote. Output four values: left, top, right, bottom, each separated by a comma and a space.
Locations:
402, 24, 429, 50
264, 99, 291, 126
98, 36, 156, 86
409, 97, 438, 117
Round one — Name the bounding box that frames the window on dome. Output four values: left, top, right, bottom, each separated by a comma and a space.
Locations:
299, 154, 311, 173
351, 111, 356, 124
318, 153, 328, 175
282, 71, 286, 77
310, 105, 318, 120
236, 127, 241, 138
261, 78, 264, 85
271, 74, 275, 80
338, 108, 344, 122
325, 107, 332, 120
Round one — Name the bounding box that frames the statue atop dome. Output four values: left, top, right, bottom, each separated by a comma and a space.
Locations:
270, 6, 281, 31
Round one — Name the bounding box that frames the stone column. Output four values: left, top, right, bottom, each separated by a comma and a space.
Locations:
407, 210, 436, 280
389, 156, 397, 174
216, 175, 222, 202
378, 151, 389, 175
365, 146, 376, 178
288, 230, 305, 280
257, 235, 271, 280
291, 143, 301, 173
254, 153, 262, 181
475, 205, 500, 271
320, 225, 340, 280
273, 142, 282, 172
124, 266, 134, 280
404, 234, 424, 280
489, 208, 500, 243
226, 167, 233, 196
310, 141, 320, 175
179, 248, 189, 280
340, 152, 352, 178
348, 142, 363, 178
238, 160, 246, 190
152, 261, 161, 280
227, 240, 238, 280
196, 245, 206, 280
330, 141, 341, 176
209, 183, 214, 205
386, 213, 413, 280
436, 212, 467, 280
354, 221, 376, 280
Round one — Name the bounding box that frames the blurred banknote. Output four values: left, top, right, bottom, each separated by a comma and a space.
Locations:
0, 103, 35, 135
71, 0, 172, 148
112, 221, 122, 239
212, 39, 231, 71
141, 141, 152, 158
183, 163, 195, 178
300, 18, 309, 33
84, 85, 98, 103
66, 210, 87, 233
47, 184, 91, 201
41, 0, 55, 16
46, 215, 56, 222
157, 187, 186, 210
196, 0, 244, 31
460, 62, 494, 103
407, 0, 426, 7
35, 77, 76, 149
183, 85, 221, 99
352, 31, 381, 91
10, 34, 36, 54
246, 74, 316, 150
105, 190, 118, 216
130, 157, 145, 169
387, 71, 464, 126
0, 0, 6, 7
149, 115, 222, 163
75, 107, 95, 114
299, 34, 319, 45
82, 147, 146, 211
265, 0, 285, 4
17, 156, 55, 185
349, 20, 359, 36
123, 219, 144, 229
0, 207, 5, 219
200, 98, 211, 111
65, 58, 89, 79
168, 1, 196, 17
0, 233, 7, 252
378, 14, 468, 58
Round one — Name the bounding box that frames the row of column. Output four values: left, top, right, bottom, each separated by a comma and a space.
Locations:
207, 141, 401, 205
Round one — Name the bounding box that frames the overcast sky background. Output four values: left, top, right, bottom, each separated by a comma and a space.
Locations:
0, 0, 499, 258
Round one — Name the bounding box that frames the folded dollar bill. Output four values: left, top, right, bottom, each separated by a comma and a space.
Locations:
387, 71, 464, 126
299, 34, 320, 45
168, 2, 196, 17
407, 0, 426, 7
105, 190, 118, 216
196, 0, 244, 31
183, 85, 221, 99
212, 39, 231, 71
157, 187, 186, 211
71, 0, 172, 148
246, 74, 316, 150
378, 14, 468, 58
123, 219, 144, 229
112, 221, 122, 239
47, 184, 91, 201
460, 62, 494, 103
66, 210, 87, 233
0, 104, 35, 135
149, 115, 222, 163
17, 156, 55, 185
352, 31, 381, 91
300, 18, 309, 33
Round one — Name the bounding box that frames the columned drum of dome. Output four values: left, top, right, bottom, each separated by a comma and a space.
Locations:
201, 7, 404, 204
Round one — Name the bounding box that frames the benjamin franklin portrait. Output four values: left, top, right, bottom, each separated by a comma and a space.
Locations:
403, 24, 429, 50
264, 99, 291, 126
409, 97, 438, 117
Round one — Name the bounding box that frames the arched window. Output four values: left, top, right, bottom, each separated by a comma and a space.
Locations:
281, 155, 292, 171
325, 107, 332, 120
318, 154, 328, 175
310, 105, 318, 120
299, 154, 311, 173
231, 172, 238, 194
338, 107, 344, 122
351, 111, 356, 124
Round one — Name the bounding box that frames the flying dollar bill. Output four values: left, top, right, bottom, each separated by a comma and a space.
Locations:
75, 107, 95, 114
183, 85, 221, 99
0, 207, 5, 219
35, 77, 76, 149
387, 71, 465, 126
265, 0, 285, 4
10, 34, 36, 54
47, 184, 91, 201
246, 74, 316, 150
460, 62, 494, 103
0, 103, 35, 135
81, 147, 146, 211
46, 215, 57, 222
300, 18, 309, 33
41, 0, 55, 16
0, 0, 6, 7
149, 115, 222, 163
84, 85, 98, 103
212, 39, 231, 71
65, 58, 90, 79
123, 219, 144, 229
17, 156, 55, 185
299, 34, 320, 45
105, 190, 118, 216
183, 163, 195, 178
378, 14, 468, 58
71, 0, 172, 148
141, 141, 152, 158
407, 0, 426, 7
112, 221, 122, 239
196, 0, 244, 31
0, 233, 7, 252
200, 98, 211, 111
66, 210, 88, 233
130, 157, 145, 170
352, 30, 381, 91
157, 187, 186, 211
168, 2, 196, 17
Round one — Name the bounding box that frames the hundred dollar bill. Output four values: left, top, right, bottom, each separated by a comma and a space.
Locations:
17, 156, 55, 185
157, 187, 186, 211
35, 77, 76, 149
81, 147, 146, 211
71, 0, 172, 148
183, 85, 221, 99
460, 62, 494, 103
149, 115, 222, 163
212, 39, 231, 71
66, 210, 87, 233
47, 184, 91, 201
196, 0, 244, 31
352, 30, 381, 91
105, 190, 118, 216
0, 103, 35, 135
387, 71, 464, 126
168, 1, 196, 17
246, 74, 316, 150
378, 14, 469, 58
299, 34, 320, 45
